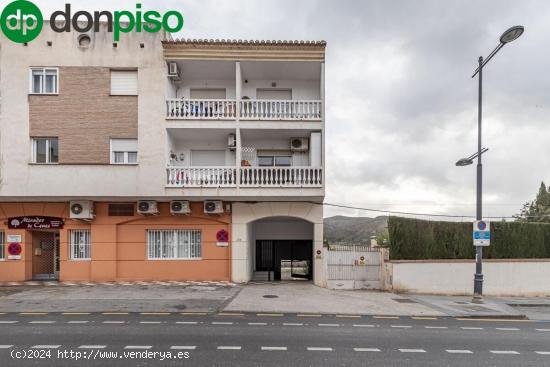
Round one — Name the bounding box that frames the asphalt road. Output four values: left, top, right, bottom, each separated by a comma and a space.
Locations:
1, 312, 549, 366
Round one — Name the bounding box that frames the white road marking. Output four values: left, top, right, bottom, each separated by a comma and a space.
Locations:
0, 345, 14, 349
307, 347, 333, 351
318, 323, 339, 327
446, 349, 473, 354
353, 324, 375, 328
425, 326, 448, 329
32, 345, 61, 349
176, 321, 198, 325
0, 321, 18, 324
68, 321, 89, 324
248, 322, 268, 326
535, 351, 550, 355
79, 345, 106, 349
261, 346, 287, 351
399, 349, 426, 353
29, 321, 55, 324
170, 346, 196, 350
354, 348, 381, 352
103, 321, 125, 324
495, 327, 520, 331
536, 329, 550, 332
217, 346, 241, 350
490, 350, 520, 355
124, 346, 152, 350
212, 322, 233, 325
391, 325, 412, 328
139, 321, 162, 324
283, 323, 303, 326
461, 327, 484, 330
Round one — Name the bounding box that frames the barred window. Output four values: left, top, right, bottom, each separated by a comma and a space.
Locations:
0, 231, 4, 260
70, 230, 91, 260
147, 230, 201, 260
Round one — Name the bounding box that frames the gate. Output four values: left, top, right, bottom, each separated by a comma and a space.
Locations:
326, 244, 382, 290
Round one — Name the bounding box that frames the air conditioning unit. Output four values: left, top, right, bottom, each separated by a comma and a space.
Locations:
70, 200, 95, 220
290, 137, 309, 151
137, 200, 159, 215
170, 200, 191, 215
167, 62, 181, 80
204, 200, 224, 215
228, 133, 236, 150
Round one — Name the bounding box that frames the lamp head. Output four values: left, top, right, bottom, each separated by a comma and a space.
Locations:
500, 25, 524, 44
456, 158, 474, 167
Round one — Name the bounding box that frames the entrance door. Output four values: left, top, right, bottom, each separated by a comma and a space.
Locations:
32, 231, 60, 280
255, 240, 312, 281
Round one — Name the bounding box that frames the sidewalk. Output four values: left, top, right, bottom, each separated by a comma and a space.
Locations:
1, 281, 545, 319
224, 283, 530, 319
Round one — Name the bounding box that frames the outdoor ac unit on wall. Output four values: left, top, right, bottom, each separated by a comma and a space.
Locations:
204, 201, 224, 215
70, 200, 95, 220
167, 62, 181, 81
290, 138, 309, 152
137, 200, 159, 215
170, 200, 191, 215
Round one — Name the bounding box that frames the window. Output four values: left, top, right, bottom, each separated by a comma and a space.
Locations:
258, 155, 292, 167
69, 230, 91, 260
110, 138, 138, 164
108, 203, 135, 216
30, 68, 58, 94
147, 230, 201, 260
0, 231, 4, 260
110, 70, 138, 95
31, 137, 58, 163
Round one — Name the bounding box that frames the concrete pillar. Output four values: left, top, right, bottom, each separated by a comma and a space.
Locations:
231, 222, 250, 283
313, 222, 326, 287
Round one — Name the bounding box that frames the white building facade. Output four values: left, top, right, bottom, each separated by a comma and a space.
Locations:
0, 26, 326, 286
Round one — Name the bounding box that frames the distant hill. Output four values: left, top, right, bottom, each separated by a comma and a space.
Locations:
323, 215, 388, 244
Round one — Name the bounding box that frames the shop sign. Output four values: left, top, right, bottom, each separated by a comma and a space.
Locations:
7, 234, 21, 243
8, 216, 64, 230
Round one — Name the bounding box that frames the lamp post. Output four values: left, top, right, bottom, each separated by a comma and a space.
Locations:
456, 25, 524, 302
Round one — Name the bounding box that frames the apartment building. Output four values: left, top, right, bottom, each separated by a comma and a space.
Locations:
0, 24, 326, 286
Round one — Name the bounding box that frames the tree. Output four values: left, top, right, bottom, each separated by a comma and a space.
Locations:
515, 182, 550, 223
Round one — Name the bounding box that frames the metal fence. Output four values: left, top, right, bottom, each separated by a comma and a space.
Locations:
326, 244, 383, 289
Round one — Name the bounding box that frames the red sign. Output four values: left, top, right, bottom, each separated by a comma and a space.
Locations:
360, 256, 365, 261
316, 249, 322, 255
8, 243, 22, 256
8, 216, 64, 230
216, 229, 229, 242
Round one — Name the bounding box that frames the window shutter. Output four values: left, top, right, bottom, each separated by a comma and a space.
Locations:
110, 70, 138, 95
111, 138, 137, 152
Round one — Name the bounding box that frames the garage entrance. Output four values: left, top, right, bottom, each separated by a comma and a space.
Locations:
256, 240, 313, 281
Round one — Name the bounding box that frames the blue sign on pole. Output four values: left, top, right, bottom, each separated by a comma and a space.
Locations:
473, 220, 490, 246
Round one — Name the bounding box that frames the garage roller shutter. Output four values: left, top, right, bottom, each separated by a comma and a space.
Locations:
110, 70, 138, 95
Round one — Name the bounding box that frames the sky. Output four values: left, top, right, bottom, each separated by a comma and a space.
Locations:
32, 0, 550, 219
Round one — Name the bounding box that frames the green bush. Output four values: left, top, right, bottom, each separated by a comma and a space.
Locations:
388, 216, 550, 260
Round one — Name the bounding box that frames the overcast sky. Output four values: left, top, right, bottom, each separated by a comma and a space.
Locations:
36, 0, 550, 219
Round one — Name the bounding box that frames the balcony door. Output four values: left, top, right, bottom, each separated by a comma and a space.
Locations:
190, 88, 226, 99
191, 150, 226, 167
256, 88, 292, 100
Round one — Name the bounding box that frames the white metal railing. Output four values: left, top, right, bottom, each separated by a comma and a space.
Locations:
240, 99, 322, 120
166, 99, 237, 119
240, 166, 323, 187
166, 167, 237, 187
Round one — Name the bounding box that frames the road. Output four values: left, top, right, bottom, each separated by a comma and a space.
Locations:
1, 312, 550, 366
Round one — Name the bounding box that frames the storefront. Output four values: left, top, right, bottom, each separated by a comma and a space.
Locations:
0, 202, 231, 282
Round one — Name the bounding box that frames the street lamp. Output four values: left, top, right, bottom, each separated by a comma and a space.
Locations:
456, 26, 524, 303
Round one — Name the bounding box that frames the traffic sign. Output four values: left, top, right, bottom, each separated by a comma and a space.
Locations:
473, 220, 490, 247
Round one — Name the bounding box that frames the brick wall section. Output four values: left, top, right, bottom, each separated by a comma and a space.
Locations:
29, 67, 138, 164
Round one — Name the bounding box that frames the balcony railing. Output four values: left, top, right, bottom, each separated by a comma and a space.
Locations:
166, 99, 237, 119
166, 167, 237, 187
166, 166, 323, 188
240, 166, 323, 187
240, 100, 322, 120
165, 99, 322, 121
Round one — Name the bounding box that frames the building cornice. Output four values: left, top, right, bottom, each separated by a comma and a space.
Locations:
162, 39, 326, 62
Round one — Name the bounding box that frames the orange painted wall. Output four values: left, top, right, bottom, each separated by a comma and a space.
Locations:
0, 202, 231, 282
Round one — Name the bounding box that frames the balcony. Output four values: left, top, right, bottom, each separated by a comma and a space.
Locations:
166, 166, 323, 188
166, 99, 237, 120
165, 99, 322, 121
240, 100, 322, 120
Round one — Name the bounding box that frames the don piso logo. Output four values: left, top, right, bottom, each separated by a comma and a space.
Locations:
0, 0, 184, 43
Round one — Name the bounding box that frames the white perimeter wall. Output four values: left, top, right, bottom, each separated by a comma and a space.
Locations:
388, 260, 550, 296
